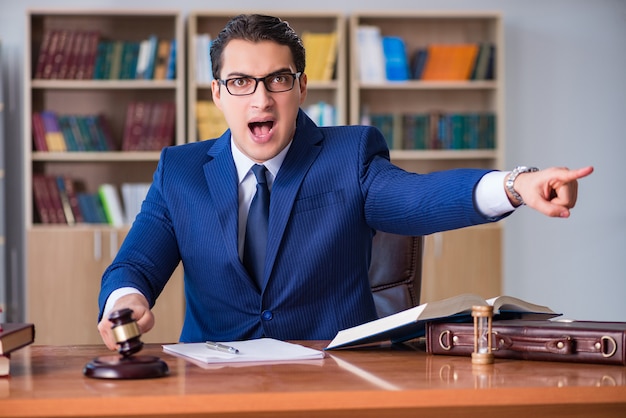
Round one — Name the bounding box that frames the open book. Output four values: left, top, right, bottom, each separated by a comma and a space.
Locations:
325, 294, 560, 350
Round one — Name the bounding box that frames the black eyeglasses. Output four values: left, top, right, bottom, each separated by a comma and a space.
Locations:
219, 72, 302, 96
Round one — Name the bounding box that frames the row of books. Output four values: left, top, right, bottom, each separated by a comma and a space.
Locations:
32, 101, 176, 152
33, 28, 176, 80
366, 111, 496, 151
32, 111, 115, 152
356, 25, 494, 82
304, 101, 336, 127
193, 30, 339, 84
93, 37, 176, 80
122, 101, 176, 151
32, 174, 150, 226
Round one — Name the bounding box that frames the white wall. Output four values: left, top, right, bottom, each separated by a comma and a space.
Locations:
1, 0, 624, 321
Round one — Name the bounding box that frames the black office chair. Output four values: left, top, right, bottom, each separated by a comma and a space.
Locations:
369, 231, 424, 318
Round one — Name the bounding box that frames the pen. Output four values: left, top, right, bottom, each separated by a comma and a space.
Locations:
205, 341, 240, 354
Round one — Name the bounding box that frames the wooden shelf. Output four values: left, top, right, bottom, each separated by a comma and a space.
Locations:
23, 9, 186, 344
350, 11, 505, 301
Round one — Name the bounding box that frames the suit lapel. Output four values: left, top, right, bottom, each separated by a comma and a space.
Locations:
200, 113, 325, 290
265, 111, 323, 285
202, 132, 250, 280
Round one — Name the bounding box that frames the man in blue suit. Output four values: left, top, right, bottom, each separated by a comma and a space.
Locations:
98, 14, 592, 350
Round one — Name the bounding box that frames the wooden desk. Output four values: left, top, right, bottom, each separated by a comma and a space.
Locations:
2, 342, 625, 417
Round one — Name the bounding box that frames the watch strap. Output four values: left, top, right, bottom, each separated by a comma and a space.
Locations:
506, 166, 539, 205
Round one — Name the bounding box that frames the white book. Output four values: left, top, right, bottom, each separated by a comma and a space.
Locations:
356, 25, 386, 83
135, 39, 151, 79
121, 182, 150, 224
194, 33, 212, 83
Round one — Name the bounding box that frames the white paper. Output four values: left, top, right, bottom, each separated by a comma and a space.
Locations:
162, 338, 325, 364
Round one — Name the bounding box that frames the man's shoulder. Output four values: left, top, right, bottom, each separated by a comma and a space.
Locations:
317, 124, 378, 143
162, 137, 220, 159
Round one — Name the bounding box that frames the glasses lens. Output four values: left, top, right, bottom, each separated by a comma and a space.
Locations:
264, 74, 296, 93
226, 77, 255, 95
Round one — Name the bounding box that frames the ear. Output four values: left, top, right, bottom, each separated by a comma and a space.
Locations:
298, 72, 308, 105
211, 79, 223, 110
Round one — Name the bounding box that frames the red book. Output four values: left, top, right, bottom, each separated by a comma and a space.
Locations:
45, 175, 67, 224
32, 174, 55, 224
158, 101, 176, 149
48, 29, 73, 79
41, 29, 61, 79
144, 101, 164, 150
75, 31, 99, 79
122, 101, 151, 151
55, 29, 76, 79
65, 30, 85, 79
31, 112, 49, 151
33, 29, 53, 79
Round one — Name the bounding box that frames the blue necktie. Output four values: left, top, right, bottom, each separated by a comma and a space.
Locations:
243, 164, 270, 288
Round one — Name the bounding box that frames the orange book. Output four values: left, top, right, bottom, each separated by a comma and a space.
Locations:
421, 44, 478, 81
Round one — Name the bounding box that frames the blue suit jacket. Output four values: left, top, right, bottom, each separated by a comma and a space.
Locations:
99, 110, 502, 342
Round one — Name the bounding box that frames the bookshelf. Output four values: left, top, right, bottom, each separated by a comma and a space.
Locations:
349, 12, 505, 302
23, 10, 185, 345
187, 11, 347, 142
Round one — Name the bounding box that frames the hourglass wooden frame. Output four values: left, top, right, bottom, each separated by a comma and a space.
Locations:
471, 305, 495, 365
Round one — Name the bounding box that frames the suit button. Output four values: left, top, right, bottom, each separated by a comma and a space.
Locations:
261, 310, 273, 321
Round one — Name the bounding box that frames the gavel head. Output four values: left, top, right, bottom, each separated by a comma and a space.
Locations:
109, 308, 144, 357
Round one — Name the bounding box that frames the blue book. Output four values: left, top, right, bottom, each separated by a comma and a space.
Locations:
165, 39, 177, 80
382, 36, 409, 81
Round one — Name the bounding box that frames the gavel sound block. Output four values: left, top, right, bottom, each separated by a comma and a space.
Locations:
83, 308, 169, 379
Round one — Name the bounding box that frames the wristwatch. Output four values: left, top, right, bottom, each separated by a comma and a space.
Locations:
505, 166, 539, 205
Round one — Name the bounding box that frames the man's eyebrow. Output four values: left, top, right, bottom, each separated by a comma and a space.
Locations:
223, 68, 294, 79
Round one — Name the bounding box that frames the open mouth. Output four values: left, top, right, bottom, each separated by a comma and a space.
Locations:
249, 121, 274, 137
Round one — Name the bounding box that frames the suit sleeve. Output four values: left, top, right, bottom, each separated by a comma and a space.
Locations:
358, 126, 508, 235
98, 148, 181, 321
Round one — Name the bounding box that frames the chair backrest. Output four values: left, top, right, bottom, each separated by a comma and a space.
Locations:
369, 231, 424, 318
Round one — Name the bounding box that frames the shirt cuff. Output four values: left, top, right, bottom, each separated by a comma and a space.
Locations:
103, 287, 143, 318
475, 171, 516, 218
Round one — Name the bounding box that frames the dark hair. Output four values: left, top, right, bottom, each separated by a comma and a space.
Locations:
210, 14, 306, 80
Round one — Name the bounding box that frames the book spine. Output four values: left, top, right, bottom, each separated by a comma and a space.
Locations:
98, 184, 125, 227
153, 39, 171, 80
31, 112, 49, 152
45, 175, 67, 224
65, 30, 85, 80
40, 111, 67, 152
62, 176, 84, 223
55, 175, 76, 225
165, 39, 177, 80
32, 174, 54, 224
41, 29, 61, 79
56, 29, 76, 80
34, 29, 53, 79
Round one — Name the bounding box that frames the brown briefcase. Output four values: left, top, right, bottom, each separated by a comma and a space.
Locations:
426, 319, 626, 366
